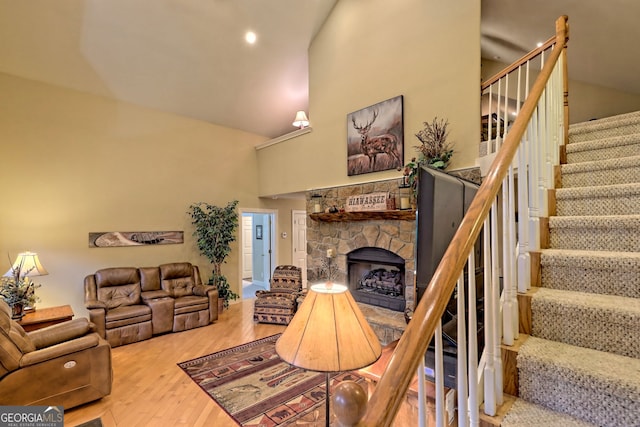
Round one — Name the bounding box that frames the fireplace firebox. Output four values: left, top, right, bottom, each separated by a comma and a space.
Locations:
347, 247, 406, 312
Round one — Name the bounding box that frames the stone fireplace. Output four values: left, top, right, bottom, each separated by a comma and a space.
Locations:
305, 179, 416, 344
304, 170, 481, 344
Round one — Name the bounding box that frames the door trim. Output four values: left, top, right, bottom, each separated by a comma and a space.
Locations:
238, 208, 277, 298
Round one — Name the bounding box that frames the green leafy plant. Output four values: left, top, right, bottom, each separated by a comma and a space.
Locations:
401, 157, 420, 199
188, 200, 240, 308
207, 272, 236, 309
0, 276, 40, 308
0, 255, 41, 316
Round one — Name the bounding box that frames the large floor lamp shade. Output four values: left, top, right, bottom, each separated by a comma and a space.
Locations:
276, 283, 381, 426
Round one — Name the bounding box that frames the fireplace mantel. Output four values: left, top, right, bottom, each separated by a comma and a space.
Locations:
309, 210, 416, 222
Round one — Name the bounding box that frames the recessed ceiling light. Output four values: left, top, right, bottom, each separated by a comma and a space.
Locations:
245, 31, 257, 45
536, 42, 543, 48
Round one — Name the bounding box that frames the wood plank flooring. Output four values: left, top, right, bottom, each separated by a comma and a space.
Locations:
64, 299, 284, 427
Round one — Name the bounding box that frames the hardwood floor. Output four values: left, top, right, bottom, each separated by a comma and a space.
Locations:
64, 299, 285, 427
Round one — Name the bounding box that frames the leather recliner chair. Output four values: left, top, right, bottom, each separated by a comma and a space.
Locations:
84, 267, 153, 347
0, 300, 112, 408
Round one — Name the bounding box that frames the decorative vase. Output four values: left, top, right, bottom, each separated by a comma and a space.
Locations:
218, 298, 224, 313
11, 303, 24, 320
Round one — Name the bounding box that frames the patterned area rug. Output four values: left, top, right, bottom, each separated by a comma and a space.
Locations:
178, 334, 365, 426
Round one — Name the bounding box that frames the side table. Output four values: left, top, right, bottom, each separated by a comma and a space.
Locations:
18, 305, 74, 332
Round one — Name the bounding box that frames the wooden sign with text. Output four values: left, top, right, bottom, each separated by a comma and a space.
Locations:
345, 192, 393, 212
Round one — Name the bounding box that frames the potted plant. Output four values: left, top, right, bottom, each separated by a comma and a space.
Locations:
400, 117, 454, 201
188, 200, 240, 309
414, 117, 454, 170
0, 260, 41, 319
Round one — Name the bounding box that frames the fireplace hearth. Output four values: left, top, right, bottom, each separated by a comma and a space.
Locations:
348, 247, 406, 312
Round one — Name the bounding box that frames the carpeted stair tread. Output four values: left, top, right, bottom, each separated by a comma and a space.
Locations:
569, 112, 640, 143
549, 215, 640, 252
501, 399, 597, 427
565, 132, 640, 163
517, 336, 640, 427
531, 287, 640, 358
540, 249, 640, 298
504, 111, 640, 425
560, 155, 640, 188
555, 182, 640, 216
570, 110, 640, 131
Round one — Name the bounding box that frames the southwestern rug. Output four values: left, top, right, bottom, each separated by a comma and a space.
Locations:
178, 334, 366, 427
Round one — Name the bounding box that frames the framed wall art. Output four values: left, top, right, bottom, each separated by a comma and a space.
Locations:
255, 225, 263, 240
347, 95, 404, 176
89, 231, 184, 248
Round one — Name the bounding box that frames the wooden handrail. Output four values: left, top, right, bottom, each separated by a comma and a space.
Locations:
357, 15, 568, 426
481, 35, 556, 90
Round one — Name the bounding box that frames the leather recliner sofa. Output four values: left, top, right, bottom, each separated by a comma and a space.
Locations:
0, 299, 112, 409
84, 262, 218, 347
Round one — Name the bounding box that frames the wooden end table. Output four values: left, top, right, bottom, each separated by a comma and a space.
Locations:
18, 305, 74, 332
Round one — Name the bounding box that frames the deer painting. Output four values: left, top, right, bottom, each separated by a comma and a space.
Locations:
352, 109, 402, 171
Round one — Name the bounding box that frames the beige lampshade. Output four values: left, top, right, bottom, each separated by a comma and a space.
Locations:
292, 110, 309, 128
3, 252, 48, 278
276, 283, 381, 372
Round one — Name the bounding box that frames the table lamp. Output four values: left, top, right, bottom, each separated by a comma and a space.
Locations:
2, 251, 48, 315
4, 251, 48, 279
276, 282, 381, 426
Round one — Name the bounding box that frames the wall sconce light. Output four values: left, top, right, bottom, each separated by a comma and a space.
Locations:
292, 111, 310, 129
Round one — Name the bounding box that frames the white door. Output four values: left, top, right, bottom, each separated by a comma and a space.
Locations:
292, 210, 308, 288
242, 215, 253, 279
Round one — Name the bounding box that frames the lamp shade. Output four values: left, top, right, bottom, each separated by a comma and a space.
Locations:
276, 283, 381, 372
292, 111, 309, 128
3, 252, 48, 278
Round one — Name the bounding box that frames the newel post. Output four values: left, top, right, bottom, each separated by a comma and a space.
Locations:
332, 381, 368, 426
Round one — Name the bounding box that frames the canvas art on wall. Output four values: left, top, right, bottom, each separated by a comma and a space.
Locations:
89, 231, 184, 248
347, 95, 404, 176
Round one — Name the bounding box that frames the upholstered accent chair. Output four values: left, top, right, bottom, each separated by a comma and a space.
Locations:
0, 300, 112, 408
253, 265, 303, 325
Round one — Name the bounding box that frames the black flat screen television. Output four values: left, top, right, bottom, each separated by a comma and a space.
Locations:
414, 166, 483, 389
415, 166, 480, 301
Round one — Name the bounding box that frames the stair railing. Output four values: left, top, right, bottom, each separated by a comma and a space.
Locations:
348, 16, 569, 427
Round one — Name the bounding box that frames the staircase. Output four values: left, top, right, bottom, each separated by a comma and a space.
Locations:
502, 111, 640, 426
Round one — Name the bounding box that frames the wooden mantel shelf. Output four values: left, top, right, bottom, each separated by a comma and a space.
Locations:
309, 210, 416, 222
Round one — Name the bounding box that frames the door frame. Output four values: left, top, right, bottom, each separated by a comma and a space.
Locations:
238, 208, 277, 295
292, 209, 308, 288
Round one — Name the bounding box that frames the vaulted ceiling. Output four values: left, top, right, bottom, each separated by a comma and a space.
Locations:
1, 1, 638, 139
481, 0, 640, 98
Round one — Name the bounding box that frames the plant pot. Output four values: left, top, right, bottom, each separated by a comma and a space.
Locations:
218, 298, 224, 313
11, 303, 24, 320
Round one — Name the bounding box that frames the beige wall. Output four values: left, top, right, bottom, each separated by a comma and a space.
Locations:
482, 58, 640, 123
257, 0, 481, 197
0, 73, 306, 318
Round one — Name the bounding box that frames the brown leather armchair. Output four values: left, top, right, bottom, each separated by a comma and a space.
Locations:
84, 267, 153, 347
157, 262, 218, 332
0, 300, 112, 409
253, 265, 303, 325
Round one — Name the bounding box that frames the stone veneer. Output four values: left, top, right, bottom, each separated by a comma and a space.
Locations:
305, 168, 481, 345
306, 178, 416, 345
